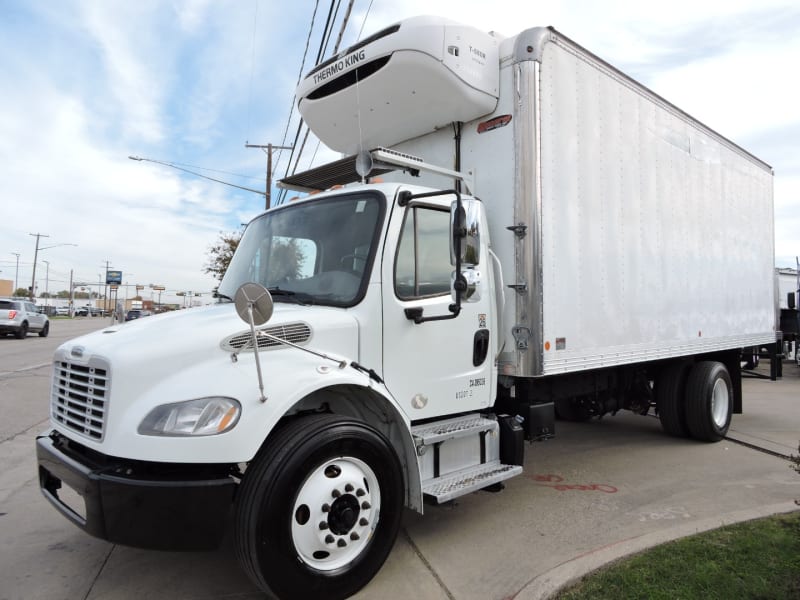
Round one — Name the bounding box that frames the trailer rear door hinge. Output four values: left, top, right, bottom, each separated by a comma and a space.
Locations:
508, 283, 528, 294
512, 326, 531, 350
506, 224, 528, 238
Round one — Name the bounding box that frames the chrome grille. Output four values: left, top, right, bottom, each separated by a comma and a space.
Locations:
221, 322, 312, 353
51, 360, 109, 441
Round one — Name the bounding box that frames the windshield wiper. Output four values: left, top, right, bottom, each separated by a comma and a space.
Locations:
267, 287, 313, 305
214, 291, 234, 302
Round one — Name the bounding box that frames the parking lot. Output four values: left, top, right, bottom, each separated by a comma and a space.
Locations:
1, 318, 798, 600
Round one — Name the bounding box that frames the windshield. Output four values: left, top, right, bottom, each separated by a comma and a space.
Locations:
218, 191, 386, 307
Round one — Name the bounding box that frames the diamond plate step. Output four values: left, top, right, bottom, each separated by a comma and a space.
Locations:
411, 413, 497, 446
422, 461, 523, 504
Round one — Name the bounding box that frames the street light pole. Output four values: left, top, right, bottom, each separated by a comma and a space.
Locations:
42, 260, 50, 307
11, 252, 20, 293
29, 234, 78, 301
29, 233, 49, 300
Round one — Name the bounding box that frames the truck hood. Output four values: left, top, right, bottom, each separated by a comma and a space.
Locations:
57, 302, 360, 365
50, 302, 364, 461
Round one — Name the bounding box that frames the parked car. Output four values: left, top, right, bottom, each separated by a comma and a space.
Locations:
0, 299, 50, 338
73, 306, 90, 317
125, 309, 145, 321
55, 306, 69, 316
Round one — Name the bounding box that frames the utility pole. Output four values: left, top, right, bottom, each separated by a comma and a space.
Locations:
245, 143, 293, 210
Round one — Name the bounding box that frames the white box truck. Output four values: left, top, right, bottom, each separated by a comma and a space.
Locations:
37, 16, 775, 599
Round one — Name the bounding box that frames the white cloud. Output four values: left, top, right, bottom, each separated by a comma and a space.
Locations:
1, 0, 797, 302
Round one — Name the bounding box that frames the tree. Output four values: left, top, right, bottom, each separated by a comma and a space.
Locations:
203, 231, 241, 282
13, 287, 28, 297
267, 238, 306, 281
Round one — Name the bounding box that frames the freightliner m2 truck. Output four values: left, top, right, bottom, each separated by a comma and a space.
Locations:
37, 16, 775, 599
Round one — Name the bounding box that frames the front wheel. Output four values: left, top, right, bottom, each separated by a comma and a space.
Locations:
235, 414, 404, 600
38, 322, 50, 337
685, 361, 733, 442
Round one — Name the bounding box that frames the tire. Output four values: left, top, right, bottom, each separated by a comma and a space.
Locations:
15, 322, 28, 339
235, 414, 404, 600
685, 361, 733, 442
554, 398, 592, 422
655, 362, 691, 437
38, 322, 50, 337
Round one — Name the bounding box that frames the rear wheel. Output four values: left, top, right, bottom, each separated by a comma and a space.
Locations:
15, 322, 28, 339
685, 361, 732, 442
655, 362, 691, 437
235, 414, 404, 599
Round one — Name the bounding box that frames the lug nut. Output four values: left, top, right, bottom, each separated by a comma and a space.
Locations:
345, 483, 354, 492
356, 488, 366, 497
361, 501, 371, 509
359, 518, 369, 526
325, 534, 334, 544
337, 539, 347, 548
350, 532, 360, 541
319, 521, 329, 530
321, 503, 331, 512
332, 489, 342, 498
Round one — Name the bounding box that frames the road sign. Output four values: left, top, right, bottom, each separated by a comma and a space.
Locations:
106, 271, 122, 284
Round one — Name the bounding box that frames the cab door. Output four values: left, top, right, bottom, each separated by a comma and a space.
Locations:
381, 191, 495, 420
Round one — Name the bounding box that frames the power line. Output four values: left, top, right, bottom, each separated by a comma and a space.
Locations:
245, 0, 260, 143
128, 156, 266, 196
131, 157, 263, 181
278, 0, 354, 204
275, 0, 322, 177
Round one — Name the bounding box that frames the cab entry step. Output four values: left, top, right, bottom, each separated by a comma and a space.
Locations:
422, 462, 522, 504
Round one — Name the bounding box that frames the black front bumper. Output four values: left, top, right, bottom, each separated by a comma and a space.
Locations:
37, 432, 237, 551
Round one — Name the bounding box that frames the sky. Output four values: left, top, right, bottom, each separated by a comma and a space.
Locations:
1, 0, 798, 304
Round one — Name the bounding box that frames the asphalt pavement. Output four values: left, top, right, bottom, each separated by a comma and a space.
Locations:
1, 318, 798, 599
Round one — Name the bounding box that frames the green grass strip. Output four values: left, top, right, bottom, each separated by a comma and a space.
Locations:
556, 511, 800, 600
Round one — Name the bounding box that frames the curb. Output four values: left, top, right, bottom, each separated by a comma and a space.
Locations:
515, 501, 800, 600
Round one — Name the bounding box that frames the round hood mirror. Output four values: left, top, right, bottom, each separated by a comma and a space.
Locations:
234, 283, 274, 325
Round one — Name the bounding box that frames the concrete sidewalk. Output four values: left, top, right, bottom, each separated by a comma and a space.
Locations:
1, 363, 798, 600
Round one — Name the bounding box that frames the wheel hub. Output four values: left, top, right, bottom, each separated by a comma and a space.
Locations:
328, 494, 360, 534
291, 457, 380, 571
711, 378, 730, 428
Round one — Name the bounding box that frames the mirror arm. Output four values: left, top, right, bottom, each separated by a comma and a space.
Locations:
246, 305, 268, 403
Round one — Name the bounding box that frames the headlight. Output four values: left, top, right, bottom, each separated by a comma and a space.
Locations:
138, 397, 241, 436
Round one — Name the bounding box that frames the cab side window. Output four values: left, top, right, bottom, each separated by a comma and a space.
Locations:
395, 206, 452, 299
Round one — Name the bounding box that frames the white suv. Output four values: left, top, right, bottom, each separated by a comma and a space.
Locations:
0, 299, 50, 338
